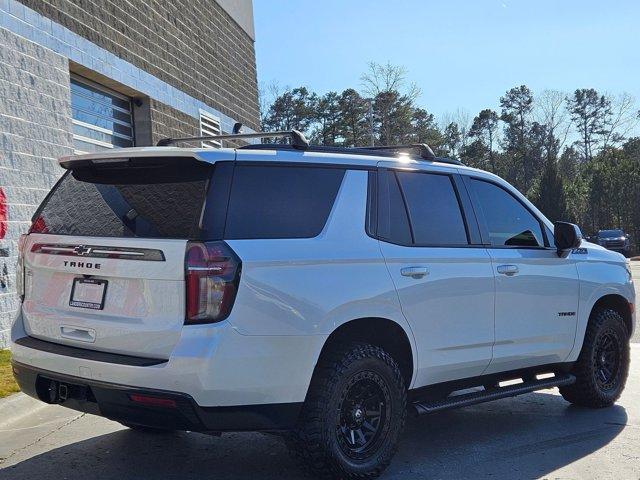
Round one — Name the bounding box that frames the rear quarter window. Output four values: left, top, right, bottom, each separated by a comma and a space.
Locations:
223, 165, 345, 239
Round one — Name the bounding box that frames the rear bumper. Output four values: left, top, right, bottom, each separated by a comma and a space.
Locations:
12, 361, 302, 432
11, 310, 326, 407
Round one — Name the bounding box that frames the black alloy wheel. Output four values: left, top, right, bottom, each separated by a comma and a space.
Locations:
336, 372, 390, 460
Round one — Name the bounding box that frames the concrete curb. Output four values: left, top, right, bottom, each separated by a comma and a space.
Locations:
0, 392, 46, 429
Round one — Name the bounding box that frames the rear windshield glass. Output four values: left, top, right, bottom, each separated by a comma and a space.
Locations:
34, 162, 212, 238
224, 165, 345, 239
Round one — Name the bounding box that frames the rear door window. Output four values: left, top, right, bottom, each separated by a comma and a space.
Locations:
396, 171, 468, 245
376, 170, 468, 246
34, 161, 212, 238
223, 165, 345, 239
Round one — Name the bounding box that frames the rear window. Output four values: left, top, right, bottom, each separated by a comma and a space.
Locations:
224, 165, 345, 239
34, 162, 212, 239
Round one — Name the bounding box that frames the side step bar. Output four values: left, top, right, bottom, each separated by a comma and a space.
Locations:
413, 373, 576, 415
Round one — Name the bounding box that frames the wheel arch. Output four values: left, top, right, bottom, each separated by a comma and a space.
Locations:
312, 317, 415, 389
567, 285, 634, 363
590, 293, 633, 336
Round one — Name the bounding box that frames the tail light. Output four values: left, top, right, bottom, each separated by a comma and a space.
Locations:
16, 233, 28, 300
18, 216, 47, 300
184, 241, 241, 324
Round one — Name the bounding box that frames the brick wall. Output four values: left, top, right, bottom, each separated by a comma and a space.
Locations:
0, 27, 74, 346
17, 0, 260, 130
150, 100, 200, 146
0, 0, 258, 348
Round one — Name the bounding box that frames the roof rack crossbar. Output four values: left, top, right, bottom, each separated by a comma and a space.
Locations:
353, 143, 436, 159
239, 143, 464, 166
157, 127, 463, 166
156, 129, 310, 148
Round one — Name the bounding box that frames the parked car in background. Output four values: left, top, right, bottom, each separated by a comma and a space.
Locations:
592, 229, 632, 256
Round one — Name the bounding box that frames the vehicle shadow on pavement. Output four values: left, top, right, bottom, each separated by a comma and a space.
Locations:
0, 392, 627, 480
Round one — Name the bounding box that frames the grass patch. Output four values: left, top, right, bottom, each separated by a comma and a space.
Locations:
0, 350, 20, 398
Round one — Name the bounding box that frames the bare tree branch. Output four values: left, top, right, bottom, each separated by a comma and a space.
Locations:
536, 89, 571, 152
360, 61, 421, 98
602, 92, 639, 149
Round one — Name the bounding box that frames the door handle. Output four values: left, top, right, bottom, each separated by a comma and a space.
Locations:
496, 264, 519, 276
400, 266, 429, 279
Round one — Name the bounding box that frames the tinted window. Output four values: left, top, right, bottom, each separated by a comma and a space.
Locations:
396, 172, 468, 245
35, 162, 212, 238
224, 165, 345, 239
470, 178, 544, 247
599, 230, 623, 238
376, 170, 412, 244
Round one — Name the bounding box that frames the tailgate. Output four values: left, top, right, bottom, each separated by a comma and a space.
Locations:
22, 235, 187, 358
20, 158, 216, 359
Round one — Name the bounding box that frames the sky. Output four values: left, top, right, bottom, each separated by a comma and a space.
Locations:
253, 0, 640, 130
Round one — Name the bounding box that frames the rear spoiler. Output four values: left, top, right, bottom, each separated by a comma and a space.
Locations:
58, 147, 231, 169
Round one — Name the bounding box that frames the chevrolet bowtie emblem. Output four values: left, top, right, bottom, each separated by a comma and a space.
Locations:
73, 245, 92, 256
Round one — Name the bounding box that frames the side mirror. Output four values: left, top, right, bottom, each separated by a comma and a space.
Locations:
554, 221, 582, 256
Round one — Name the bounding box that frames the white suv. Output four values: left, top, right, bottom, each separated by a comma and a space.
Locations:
10, 131, 635, 479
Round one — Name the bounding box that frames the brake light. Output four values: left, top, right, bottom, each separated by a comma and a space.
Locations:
184, 241, 241, 324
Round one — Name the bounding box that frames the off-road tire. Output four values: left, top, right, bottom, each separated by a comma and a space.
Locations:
560, 307, 630, 408
287, 343, 407, 479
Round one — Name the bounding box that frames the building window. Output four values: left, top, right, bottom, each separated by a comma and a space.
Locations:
199, 110, 222, 148
70, 75, 134, 154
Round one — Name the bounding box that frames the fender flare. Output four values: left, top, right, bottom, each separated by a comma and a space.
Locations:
315, 304, 419, 388
567, 284, 634, 361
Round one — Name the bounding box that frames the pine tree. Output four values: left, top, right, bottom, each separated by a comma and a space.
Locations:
536, 159, 567, 222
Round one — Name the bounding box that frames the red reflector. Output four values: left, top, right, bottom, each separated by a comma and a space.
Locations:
129, 394, 177, 408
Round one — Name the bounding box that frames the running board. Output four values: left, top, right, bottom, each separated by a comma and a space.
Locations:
413, 373, 576, 415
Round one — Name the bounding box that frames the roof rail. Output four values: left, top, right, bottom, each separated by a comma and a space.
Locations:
157, 128, 463, 166
238, 143, 464, 166
156, 129, 310, 148
353, 143, 437, 160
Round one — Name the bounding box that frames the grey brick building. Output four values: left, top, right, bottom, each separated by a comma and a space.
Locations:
0, 0, 259, 347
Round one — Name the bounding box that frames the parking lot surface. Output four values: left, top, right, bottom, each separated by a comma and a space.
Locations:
0, 264, 638, 479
